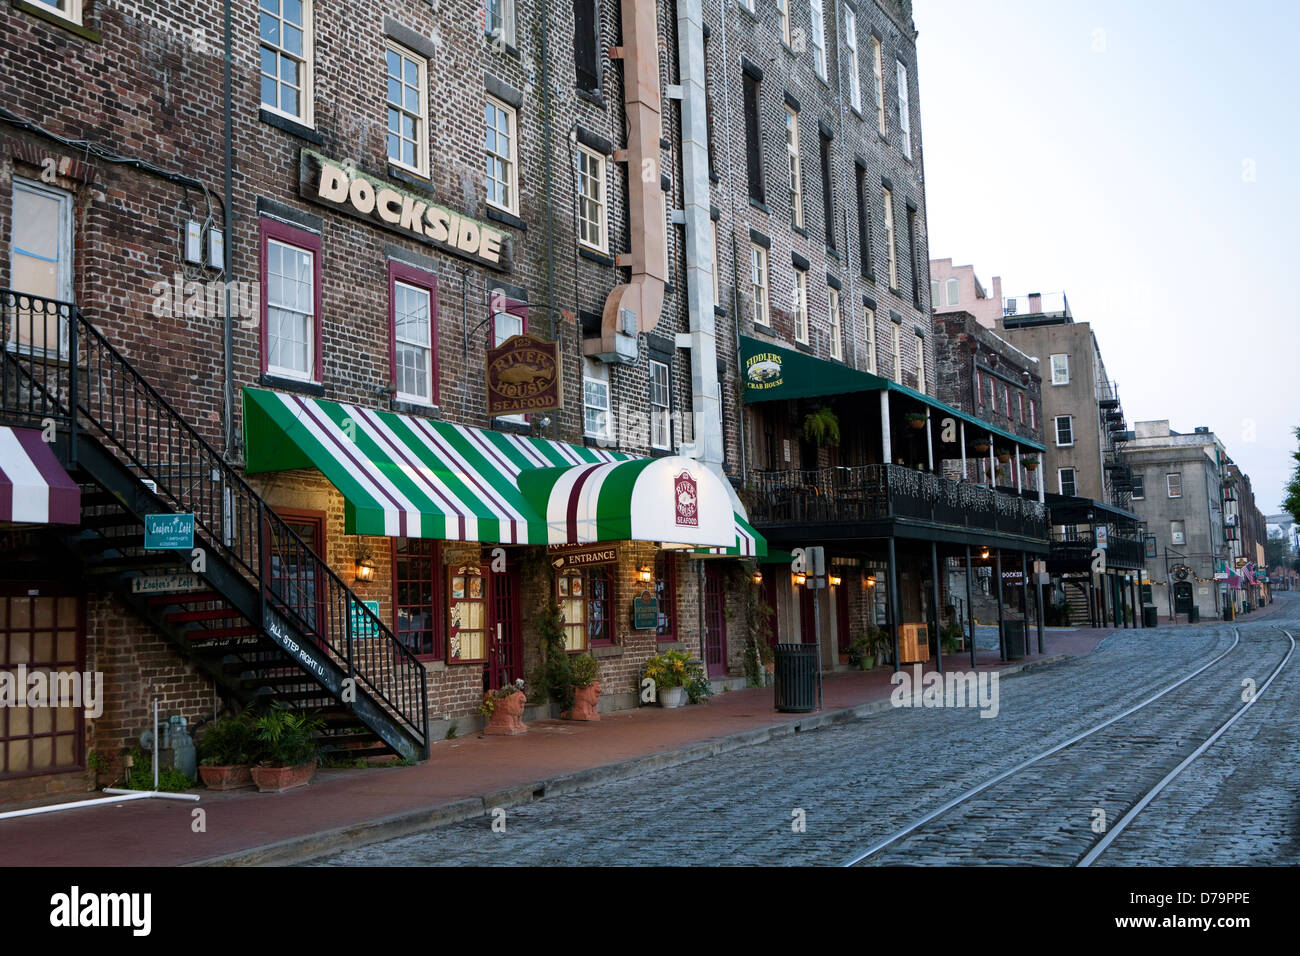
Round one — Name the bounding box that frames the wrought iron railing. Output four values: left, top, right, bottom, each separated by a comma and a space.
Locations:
1, 290, 427, 751
1049, 527, 1145, 569
749, 463, 1048, 540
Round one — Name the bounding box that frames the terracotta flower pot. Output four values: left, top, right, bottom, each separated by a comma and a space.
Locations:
250, 763, 315, 793
906, 418, 927, 430
564, 681, 601, 721
199, 764, 253, 791
484, 690, 528, 735
971, 444, 990, 454
997, 453, 1012, 463
1024, 461, 1039, 471
838, 653, 850, 666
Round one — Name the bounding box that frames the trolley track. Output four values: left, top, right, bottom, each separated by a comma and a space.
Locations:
843, 625, 1295, 867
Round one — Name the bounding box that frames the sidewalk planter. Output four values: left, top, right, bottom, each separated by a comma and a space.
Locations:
484, 690, 528, 735
565, 681, 601, 721
199, 764, 253, 791
251, 763, 315, 793
658, 686, 687, 708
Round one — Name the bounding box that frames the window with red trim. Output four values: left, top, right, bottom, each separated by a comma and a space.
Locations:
259, 217, 323, 383
388, 260, 440, 406
448, 560, 488, 662
393, 537, 441, 660
655, 551, 677, 642
556, 564, 614, 650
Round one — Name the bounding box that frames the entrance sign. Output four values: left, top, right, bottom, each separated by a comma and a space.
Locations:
144, 514, 195, 550
549, 544, 618, 569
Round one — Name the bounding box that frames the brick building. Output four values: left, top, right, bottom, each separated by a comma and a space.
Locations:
0, 0, 778, 806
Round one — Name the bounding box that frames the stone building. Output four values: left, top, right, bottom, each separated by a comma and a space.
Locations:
929, 258, 1003, 330
0, 0, 778, 806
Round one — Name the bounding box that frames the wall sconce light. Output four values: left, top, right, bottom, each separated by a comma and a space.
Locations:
752, 570, 763, 585
793, 572, 807, 586
866, 575, 876, 588
637, 566, 653, 584
980, 548, 990, 560
354, 557, 377, 583
829, 574, 843, 587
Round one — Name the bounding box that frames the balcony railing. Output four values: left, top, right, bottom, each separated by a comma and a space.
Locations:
1049, 527, 1145, 569
749, 464, 1048, 540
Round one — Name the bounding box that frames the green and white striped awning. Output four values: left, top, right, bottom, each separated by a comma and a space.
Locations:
243, 388, 764, 555
693, 512, 766, 558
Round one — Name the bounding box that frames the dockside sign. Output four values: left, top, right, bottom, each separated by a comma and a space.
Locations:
299, 149, 508, 270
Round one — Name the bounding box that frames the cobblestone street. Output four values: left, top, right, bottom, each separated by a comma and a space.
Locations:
312, 607, 1299, 866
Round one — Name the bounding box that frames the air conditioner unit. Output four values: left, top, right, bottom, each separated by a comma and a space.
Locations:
899, 623, 930, 663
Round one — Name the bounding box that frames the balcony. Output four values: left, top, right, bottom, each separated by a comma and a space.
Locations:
1049, 527, 1145, 570
748, 464, 1048, 542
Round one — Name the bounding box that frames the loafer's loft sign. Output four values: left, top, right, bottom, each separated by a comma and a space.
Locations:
299, 149, 508, 270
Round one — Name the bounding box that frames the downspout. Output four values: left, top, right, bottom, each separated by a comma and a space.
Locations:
717, 5, 746, 483
830, 0, 857, 369
674, 0, 722, 473
222, 0, 234, 456
540, 12, 557, 349
592, 0, 667, 358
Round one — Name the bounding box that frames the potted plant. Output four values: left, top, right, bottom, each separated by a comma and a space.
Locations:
197, 712, 257, 791
802, 406, 841, 448
996, 447, 1012, 463
643, 649, 694, 707
563, 654, 601, 721
868, 626, 893, 667
970, 439, 990, 454
940, 619, 964, 655
685, 660, 713, 704
249, 704, 323, 793
482, 679, 528, 735
847, 632, 874, 670
904, 411, 927, 431
1022, 455, 1039, 472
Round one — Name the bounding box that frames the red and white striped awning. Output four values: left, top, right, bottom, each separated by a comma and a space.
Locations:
0, 426, 81, 525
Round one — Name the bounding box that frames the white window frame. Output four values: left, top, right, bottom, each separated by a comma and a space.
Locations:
1170, 519, 1186, 546
1131, 473, 1145, 500
891, 323, 902, 381
265, 237, 316, 382
864, 306, 877, 374
945, 277, 959, 306
1029, 399, 1037, 430
915, 332, 926, 393
844, 8, 862, 113
810, 0, 828, 81
385, 41, 428, 177
777, 0, 791, 47
1058, 468, 1077, 498
492, 304, 527, 424
711, 220, 721, 308
576, 145, 608, 253
1055, 415, 1074, 447
785, 106, 803, 230
882, 185, 898, 290
930, 279, 940, 307
792, 268, 809, 345
1050, 353, 1070, 385
259, 0, 314, 126
1167, 473, 1182, 499
485, 95, 519, 215
393, 280, 434, 405
896, 59, 912, 159
650, 359, 671, 450
751, 244, 770, 327
739, 0, 755, 12
872, 36, 886, 135
8, 177, 74, 357
583, 360, 612, 441
828, 287, 842, 360
485, 0, 517, 48
28, 0, 83, 25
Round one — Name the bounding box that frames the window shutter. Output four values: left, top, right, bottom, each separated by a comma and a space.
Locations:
744, 77, 765, 203
574, 0, 600, 92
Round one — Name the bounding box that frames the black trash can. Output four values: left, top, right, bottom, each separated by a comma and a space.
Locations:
1188, 606, 1199, 623
1001, 620, 1027, 660
1142, 605, 1159, 628
773, 643, 818, 713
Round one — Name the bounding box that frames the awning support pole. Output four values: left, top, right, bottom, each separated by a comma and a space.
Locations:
995, 548, 1006, 661
880, 391, 892, 465
959, 421, 967, 480
888, 536, 901, 673
966, 544, 976, 669
931, 540, 943, 675
925, 410, 934, 472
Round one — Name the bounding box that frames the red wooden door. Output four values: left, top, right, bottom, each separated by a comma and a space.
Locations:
486, 561, 522, 690
760, 573, 780, 649
703, 564, 728, 678
799, 586, 817, 644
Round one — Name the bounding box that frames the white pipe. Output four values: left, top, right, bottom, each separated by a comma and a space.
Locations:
0, 788, 199, 821
104, 788, 200, 802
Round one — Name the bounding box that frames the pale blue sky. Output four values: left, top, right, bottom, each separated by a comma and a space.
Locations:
915, 0, 1299, 512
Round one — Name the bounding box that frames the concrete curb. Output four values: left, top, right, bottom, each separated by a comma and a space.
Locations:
192, 654, 1069, 867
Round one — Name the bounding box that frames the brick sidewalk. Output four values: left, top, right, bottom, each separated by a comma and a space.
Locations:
0, 627, 1112, 867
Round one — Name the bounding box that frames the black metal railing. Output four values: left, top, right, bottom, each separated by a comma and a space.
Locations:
1, 290, 427, 751
749, 463, 1048, 540
1049, 527, 1145, 569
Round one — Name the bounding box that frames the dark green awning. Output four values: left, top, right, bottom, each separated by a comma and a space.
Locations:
739, 336, 1045, 453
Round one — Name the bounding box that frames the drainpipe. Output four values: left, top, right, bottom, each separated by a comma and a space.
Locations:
539, 10, 557, 350
674, 0, 722, 474
222, 0, 234, 456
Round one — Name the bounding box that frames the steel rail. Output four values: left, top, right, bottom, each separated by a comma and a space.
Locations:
1077, 626, 1295, 866
842, 627, 1246, 866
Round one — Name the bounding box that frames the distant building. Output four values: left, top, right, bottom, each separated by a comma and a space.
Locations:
929, 259, 1003, 330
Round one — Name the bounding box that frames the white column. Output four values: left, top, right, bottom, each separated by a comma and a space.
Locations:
1037, 457, 1045, 503
959, 421, 968, 479
925, 409, 934, 472
880, 391, 892, 464
1014, 445, 1022, 492
987, 433, 995, 487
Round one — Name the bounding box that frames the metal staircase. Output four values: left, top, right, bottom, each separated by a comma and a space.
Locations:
1, 290, 428, 760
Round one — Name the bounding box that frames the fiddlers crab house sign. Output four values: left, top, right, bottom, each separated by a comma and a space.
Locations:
299, 149, 508, 270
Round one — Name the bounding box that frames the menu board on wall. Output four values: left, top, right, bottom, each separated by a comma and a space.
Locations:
449, 564, 487, 661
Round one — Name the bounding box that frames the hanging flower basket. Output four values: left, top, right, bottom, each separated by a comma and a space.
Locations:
970, 440, 991, 454
904, 412, 928, 431
996, 448, 1012, 463
1022, 456, 1039, 471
